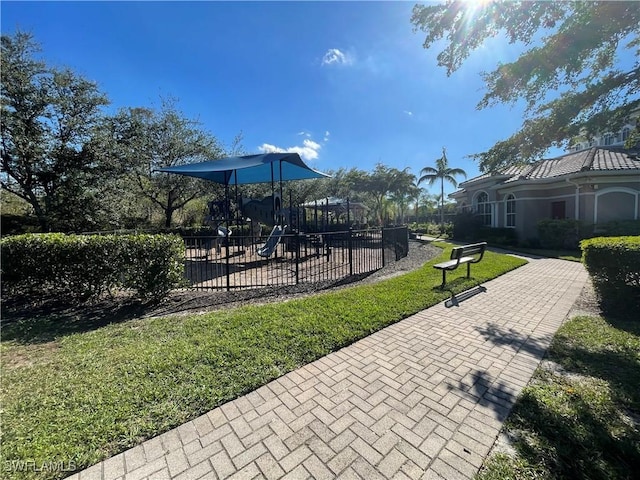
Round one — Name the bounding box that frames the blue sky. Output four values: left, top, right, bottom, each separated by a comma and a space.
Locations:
2, 1, 550, 197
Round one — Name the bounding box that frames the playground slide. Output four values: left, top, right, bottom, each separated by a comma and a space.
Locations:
257, 225, 287, 258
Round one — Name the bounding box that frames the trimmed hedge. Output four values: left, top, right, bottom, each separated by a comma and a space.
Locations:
581, 236, 640, 311
537, 219, 587, 249
452, 213, 517, 246
597, 219, 640, 237
1, 233, 186, 300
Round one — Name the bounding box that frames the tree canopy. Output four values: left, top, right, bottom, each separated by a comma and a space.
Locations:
1, 32, 229, 232
1, 32, 109, 231
92, 100, 225, 228
411, 1, 640, 172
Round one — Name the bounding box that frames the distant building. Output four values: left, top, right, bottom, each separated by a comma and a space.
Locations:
451, 147, 640, 242
569, 112, 638, 151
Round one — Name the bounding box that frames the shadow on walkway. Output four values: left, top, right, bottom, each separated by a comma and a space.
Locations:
475, 322, 553, 359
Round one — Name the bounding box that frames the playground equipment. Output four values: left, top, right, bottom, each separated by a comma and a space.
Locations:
241, 194, 281, 227
159, 153, 407, 292
257, 225, 287, 258
213, 225, 232, 254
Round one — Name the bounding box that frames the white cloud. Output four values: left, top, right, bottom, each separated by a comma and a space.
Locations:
324, 131, 330, 142
403, 110, 413, 116
258, 139, 322, 162
297, 131, 311, 137
303, 139, 321, 150
321, 48, 353, 66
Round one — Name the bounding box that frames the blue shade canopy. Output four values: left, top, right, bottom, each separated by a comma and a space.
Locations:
157, 153, 330, 185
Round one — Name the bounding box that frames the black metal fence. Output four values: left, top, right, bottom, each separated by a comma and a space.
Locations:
183, 226, 408, 290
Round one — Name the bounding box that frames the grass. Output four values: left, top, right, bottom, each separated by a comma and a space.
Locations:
501, 246, 582, 262
0, 244, 526, 480
476, 314, 640, 480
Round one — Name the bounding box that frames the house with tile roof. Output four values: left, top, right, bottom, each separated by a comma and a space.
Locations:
450, 147, 640, 242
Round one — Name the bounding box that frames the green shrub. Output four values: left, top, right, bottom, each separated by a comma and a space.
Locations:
479, 227, 518, 246
597, 220, 640, 237
581, 236, 640, 311
452, 211, 483, 241
537, 219, 586, 249
409, 222, 449, 237
1, 233, 185, 300
1, 213, 40, 235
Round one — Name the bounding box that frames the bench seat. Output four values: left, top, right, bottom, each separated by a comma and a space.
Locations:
434, 256, 475, 270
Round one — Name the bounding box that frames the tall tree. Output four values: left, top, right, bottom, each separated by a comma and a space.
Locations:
390, 182, 420, 225
95, 100, 225, 228
361, 164, 416, 226
411, 1, 640, 172
1, 32, 109, 231
417, 148, 466, 228
412, 188, 438, 224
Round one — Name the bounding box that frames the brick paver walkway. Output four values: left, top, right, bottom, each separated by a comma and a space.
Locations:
73, 257, 587, 480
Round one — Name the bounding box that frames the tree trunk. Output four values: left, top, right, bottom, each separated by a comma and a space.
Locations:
164, 211, 172, 229
440, 178, 445, 229
26, 191, 50, 232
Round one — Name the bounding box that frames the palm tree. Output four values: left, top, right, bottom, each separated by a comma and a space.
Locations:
417, 147, 467, 229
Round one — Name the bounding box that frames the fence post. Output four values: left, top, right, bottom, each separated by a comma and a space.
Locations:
348, 227, 353, 277
225, 234, 230, 292
295, 233, 300, 284
381, 227, 386, 267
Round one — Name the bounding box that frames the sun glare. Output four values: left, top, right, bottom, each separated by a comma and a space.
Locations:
460, 0, 493, 23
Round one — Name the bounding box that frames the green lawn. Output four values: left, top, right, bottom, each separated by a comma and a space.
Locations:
0, 244, 525, 480
476, 314, 640, 480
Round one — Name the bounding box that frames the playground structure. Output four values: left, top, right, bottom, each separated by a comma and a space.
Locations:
182, 225, 407, 290
160, 153, 408, 291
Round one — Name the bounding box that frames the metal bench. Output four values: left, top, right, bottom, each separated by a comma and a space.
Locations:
433, 242, 487, 287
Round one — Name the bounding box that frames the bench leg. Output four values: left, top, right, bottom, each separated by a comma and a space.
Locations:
441, 269, 446, 288
467, 262, 471, 278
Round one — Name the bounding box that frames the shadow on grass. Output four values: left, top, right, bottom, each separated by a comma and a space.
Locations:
0, 269, 385, 346
0, 296, 153, 345
479, 318, 640, 480
432, 275, 485, 295
508, 371, 640, 479
598, 303, 640, 336
549, 335, 640, 410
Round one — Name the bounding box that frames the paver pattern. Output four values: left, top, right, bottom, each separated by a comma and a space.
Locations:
72, 257, 587, 480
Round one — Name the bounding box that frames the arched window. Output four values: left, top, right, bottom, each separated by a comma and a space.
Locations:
475, 192, 491, 226
622, 127, 631, 142
505, 194, 516, 228
604, 133, 614, 146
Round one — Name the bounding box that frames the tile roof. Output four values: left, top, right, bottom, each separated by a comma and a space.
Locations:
591, 147, 640, 171
463, 147, 640, 187
459, 165, 527, 186
525, 148, 594, 179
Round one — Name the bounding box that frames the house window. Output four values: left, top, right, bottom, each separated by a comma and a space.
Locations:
475, 192, 491, 226
551, 201, 566, 220
622, 127, 631, 142
603, 133, 614, 146
505, 194, 516, 227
